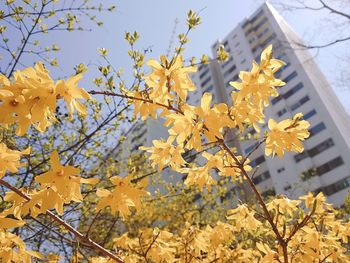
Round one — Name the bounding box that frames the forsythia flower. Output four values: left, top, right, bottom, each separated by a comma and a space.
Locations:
0, 230, 43, 262
96, 175, 149, 218
265, 113, 310, 157
145, 55, 196, 101
0, 63, 90, 135
227, 205, 262, 233
115, 228, 178, 263
230, 45, 285, 107
0, 217, 25, 229
140, 137, 187, 172
195, 93, 234, 141
183, 165, 217, 191
56, 73, 91, 119
0, 143, 30, 178
35, 151, 98, 210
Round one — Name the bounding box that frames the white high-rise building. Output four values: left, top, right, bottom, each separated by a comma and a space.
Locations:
190, 2, 350, 205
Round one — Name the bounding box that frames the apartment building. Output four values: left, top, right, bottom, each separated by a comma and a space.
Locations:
190, 2, 350, 205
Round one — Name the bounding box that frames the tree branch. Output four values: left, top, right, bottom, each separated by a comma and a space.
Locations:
0, 178, 124, 263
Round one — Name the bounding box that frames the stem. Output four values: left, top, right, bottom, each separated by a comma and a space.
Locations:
219, 141, 289, 262
7, 0, 45, 77
0, 179, 124, 263
89, 90, 183, 115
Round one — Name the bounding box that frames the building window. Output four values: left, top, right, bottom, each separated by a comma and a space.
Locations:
284, 185, 291, 191
260, 33, 276, 48
294, 151, 308, 163
277, 108, 287, 117
198, 64, 206, 71
283, 71, 298, 83
201, 76, 211, 87
309, 122, 326, 137
322, 176, 350, 196
262, 188, 276, 198
308, 138, 334, 157
199, 68, 210, 79
203, 85, 213, 94
277, 167, 285, 173
290, 95, 310, 111
303, 109, 317, 120
253, 17, 268, 32
283, 82, 303, 99
272, 96, 282, 105
294, 138, 334, 163
301, 168, 317, 181
224, 65, 237, 78
317, 156, 344, 176
252, 171, 271, 184
251, 10, 264, 24
258, 27, 269, 38
250, 155, 265, 168
301, 156, 344, 180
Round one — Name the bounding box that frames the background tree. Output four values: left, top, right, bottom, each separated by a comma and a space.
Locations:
272, 0, 350, 89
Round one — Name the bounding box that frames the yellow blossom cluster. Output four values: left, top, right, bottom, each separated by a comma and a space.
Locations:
1, 39, 349, 263
126, 45, 309, 192
265, 113, 310, 157
0, 230, 43, 263
113, 193, 350, 262
0, 143, 29, 179
0, 63, 90, 135
1, 151, 98, 218
96, 175, 149, 218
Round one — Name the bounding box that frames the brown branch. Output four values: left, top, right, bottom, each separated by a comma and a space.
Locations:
143, 230, 160, 259
296, 36, 350, 49
89, 90, 184, 115
319, 0, 350, 20
0, 178, 124, 263
219, 140, 289, 263
319, 252, 333, 263
242, 137, 266, 164
7, 0, 46, 77
86, 210, 101, 238
285, 200, 318, 243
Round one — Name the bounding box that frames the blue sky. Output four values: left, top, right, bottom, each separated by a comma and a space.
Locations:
5, 0, 350, 112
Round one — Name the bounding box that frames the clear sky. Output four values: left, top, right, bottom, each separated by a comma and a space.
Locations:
8, 0, 350, 112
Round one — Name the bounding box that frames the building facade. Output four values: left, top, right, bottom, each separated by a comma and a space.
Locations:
190, 2, 350, 205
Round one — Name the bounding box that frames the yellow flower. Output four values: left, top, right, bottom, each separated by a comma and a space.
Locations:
0, 217, 25, 229
141, 137, 186, 172
0, 230, 43, 262
96, 175, 149, 218
265, 113, 310, 157
56, 73, 90, 119
0, 77, 32, 135
19, 63, 58, 132
0, 64, 90, 135
145, 55, 196, 101
0, 143, 30, 179
35, 151, 98, 204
